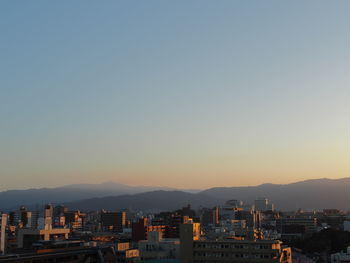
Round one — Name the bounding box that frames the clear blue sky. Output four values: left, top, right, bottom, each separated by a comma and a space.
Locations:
2, 1, 350, 190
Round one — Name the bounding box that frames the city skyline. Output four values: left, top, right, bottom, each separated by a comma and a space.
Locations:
2, 1, 350, 190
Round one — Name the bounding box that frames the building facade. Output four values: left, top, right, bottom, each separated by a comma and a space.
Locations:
180, 223, 291, 263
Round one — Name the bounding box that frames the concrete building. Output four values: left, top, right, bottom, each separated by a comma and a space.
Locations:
276, 218, 317, 240
65, 210, 86, 230
235, 210, 262, 229
132, 218, 166, 242
180, 223, 291, 263
16, 207, 39, 229
116, 249, 140, 263
17, 228, 70, 248
115, 242, 140, 263
152, 213, 191, 238
220, 202, 243, 221
331, 246, 350, 263
138, 231, 180, 260
19, 206, 29, 228
53, 205, 68, 217
101, 211, 126, 232
29, 211, 39, 229
201, 207, 219, 226
179, 223, 201, 263
44, 204, 54, 227
0, 214, 8, 255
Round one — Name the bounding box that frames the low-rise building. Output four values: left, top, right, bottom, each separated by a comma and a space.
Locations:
180, 223, 291, 263
116, 242, 140, 263
138, 231, 180, 260
276, 218, 317, 241
17, 228, 70, 248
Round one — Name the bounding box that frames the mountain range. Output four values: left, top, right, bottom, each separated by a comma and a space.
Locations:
0, 182, 198, 210
2, 178, 350, 211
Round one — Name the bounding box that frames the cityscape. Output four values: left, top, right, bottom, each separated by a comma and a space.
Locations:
2, 1, 350, 263
2, 180, 350, 262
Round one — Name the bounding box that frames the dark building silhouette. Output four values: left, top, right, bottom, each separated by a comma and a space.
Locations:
131, 218, 166, 242
100, 211, 126, 233
201, 207, 219, 226
153, 212, 191, 238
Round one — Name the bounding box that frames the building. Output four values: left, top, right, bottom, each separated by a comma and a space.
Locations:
133, 218, 150, 242
201, 207, 219, 226
53, 215, 66, 228
180, 223, 291, 263
12, 207, 39, 229
101, 211, 126, 232
322, 209, 345, 230
276, 218, 317, 241
235, 210, 262, 229
43, 204, 54, 228
116, 249, 140, 263
28, 210, 39, 229
132, 218, 166, 242
138, 231, 180, 260
152, 213, 191, 238
53, 205, 68, 217
17, 228, 70, 248
0, 214, 7, 255
331, 246, 350, 263
115, 242, 140, 263
179, 222, 201, 263
64, 210, 86, 230
19, 206, 29, 227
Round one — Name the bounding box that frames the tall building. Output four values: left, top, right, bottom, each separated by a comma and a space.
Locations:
0, 214, 7, 255
16, 207, 38, 229
132, 218, 149, 242
25, 212, 33, 228
19, 206, 28, 227
153, 213, 191, 238
45, 204, 54, 218
53, 205, 68, 217
235, 210, 262, 229
201, 207, 219, 226
101, 211, 126, 232
180, 222, 201, 263
8, 212, 16, 226
64, 211, 85, 230
31, 211, 39, 229
44, 204, 54, 229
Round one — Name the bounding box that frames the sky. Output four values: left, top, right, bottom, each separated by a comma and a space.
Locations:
1, 1, 350, 190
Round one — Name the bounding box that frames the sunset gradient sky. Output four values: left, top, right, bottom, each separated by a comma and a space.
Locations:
2, 1, 350, 190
